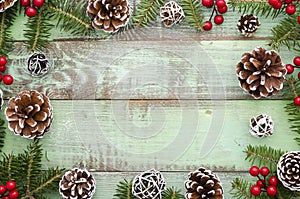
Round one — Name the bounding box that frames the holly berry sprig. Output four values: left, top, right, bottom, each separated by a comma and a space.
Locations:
268, 0, 297, 15
285, 56, 300, 106
20, 0, 45, 18
0, 56, 14, 85
0, 180, 19, 199
201, 0, 228, 31
249, 166, 279, 198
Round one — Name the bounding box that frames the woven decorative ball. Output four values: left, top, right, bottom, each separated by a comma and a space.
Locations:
160, 1, 185, 27
0, 89, 3, 110
132, 169, 166, 199
59, 168, 96, 199
249, 114, 274, 138
27, 53, 50, 77
277, 151, 300, 191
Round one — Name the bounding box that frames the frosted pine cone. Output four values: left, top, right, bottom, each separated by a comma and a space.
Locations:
87, 0, 130, 33
237, 14, 260, 37
185, 167, 223, 199
5, 90, 53, 139
0, 0, 17, 12
249, 114, 274, 138
160, 1, 185, 27
59, 168, 96, 199
236, 47, 287, 99
277, 151, 300, 191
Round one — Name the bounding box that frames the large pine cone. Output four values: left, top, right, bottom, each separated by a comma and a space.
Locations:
0, 0, 17, 12
236, 47, 287, 99
277, 151, 300, 191
185, 167, 223, 199
59, 168, 96, 199
5, 90, 53, 139
87, 0, 130, 33
0, 89, 3, 110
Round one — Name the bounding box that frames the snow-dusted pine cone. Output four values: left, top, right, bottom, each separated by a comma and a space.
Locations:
5, 90, 53, 139
236, 47, 287, 99
87, 0, 130, 33
277, 151, 300, 191
237, 14, 260, 37
0, 0, 17, 12
185, 167, 223, 199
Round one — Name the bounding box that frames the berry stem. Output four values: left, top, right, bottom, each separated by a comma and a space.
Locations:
287, 77, 298, 98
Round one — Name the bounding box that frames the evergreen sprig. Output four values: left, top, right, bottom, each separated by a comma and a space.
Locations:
0, 116, 6, 153
162, 187, 185, 199
231, 178, 254, 199
131, 0, 164, 28
179, 0, 203, 30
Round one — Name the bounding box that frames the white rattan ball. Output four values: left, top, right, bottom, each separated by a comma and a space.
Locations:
249, 114, 274, 138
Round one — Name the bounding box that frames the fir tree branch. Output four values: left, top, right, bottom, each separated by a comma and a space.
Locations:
7, 154, 12, 180
230, 178, 252, 199
162, 187, 185, 199
179, 0, 203, 30
0, 116, 6, 153
114, 179, 137, 199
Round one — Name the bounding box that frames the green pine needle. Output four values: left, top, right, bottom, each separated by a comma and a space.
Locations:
179, 0, 203, 31
0, 116, 6, 153
230, 178, 253, 199
131, 0, 164, 28
114, 179, 137, 199
162, 187, 185, 199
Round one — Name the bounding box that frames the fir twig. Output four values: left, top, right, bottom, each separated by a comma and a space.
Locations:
0, 116, 6, 153
162, 187, 185, 199
179, 0, 203, 30
230, 178, 253, 199
114, 179, 137, 199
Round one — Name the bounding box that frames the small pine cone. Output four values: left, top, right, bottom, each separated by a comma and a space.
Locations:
277, 151, 300, 191
249, 114, 274, 138
185, 167, 223, 199
236, 47, 287, 99
0, 89, 3, 110
132, 169, 166, 199
0, 0, 17, 12
237, 14, 260, 37
59, 168, 96, 199
5, 90, 53, 139
160, 1, 185, 27
87, 0, 130, 33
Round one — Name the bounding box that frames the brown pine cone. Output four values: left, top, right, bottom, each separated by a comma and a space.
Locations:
236, 47, 287, 99
59, 168, 96, 199
87, 0, 130, 33
0, 0, 17, 12
5, 90, 53, 139
185, 167, 223, 199
277, 151, 300, 191
0, 89, 3, 110
237, 14, 260, 37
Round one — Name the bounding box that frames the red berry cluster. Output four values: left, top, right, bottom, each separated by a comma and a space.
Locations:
285, 56, 300, 106
0, 56, 13, 85
202, 0, 228, 31
249, 166, 278, 197
268, 0, 296, 15
20, 0, 45, 18
0, 180, 18, 199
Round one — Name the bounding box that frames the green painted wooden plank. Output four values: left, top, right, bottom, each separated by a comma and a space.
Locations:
1, 100, 297, 171
2, 40, 294, 100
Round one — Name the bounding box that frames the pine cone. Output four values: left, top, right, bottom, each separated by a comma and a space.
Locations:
5, 90, 53, 139
0, 89, 3, 110
132, 169, 166, 199
185, 167, 223, 199
59, 168, 96, 199
237, 14, 260, 37
0, 0, 17, 12
249, 114, 274, 138
277, 151, 300, 191
87, 0, 130, 33
160, 1, 185, 27
236, 47, 287, 99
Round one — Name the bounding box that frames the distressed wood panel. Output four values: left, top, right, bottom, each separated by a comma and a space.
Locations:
1, 100, 298, 171
2, 40, 293, 100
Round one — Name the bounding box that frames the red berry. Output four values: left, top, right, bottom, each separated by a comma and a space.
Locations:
260, 166, 270, 176
3, 75, 13, 85
298, 16, 300, 24
294, 96, 300, 106
267, 185, 277, 196
202, 0, 214, 7
9, 190, 19, 199
203, 21, 213, 31
256, 180, 265, 188
268, 0, 279, 5
286, 64, 294, 74
214, 15, 224, 25
33, 0, 45, 7
2, 196, 9, 199
216, 0, 226, 7
218, 5, 228, 14
0, 74, 2, 81
293, 56, 300, 66
0, 56, 7, 66
0, 184, 6, 195
25, 6, 37, 18
249, 166, 260, 176
284, 0, 292, 3
286, 4, 296, 15
269, 176, 278, 186
272, 1, 282, 9
298, 71, 300, 79
20, 0, 30, 7
6, 180, 16, 191
0, 65, 5, 73
250, 185, 261, 196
